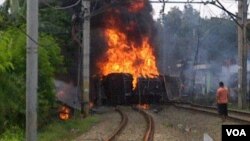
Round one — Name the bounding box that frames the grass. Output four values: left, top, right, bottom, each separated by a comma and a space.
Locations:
38, 116, 99, 141
0, 126, 24, 141
163, 122, 173, 128
228, 103, 250, 112
0, 116, 99, 141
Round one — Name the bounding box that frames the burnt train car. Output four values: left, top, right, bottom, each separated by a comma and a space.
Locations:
100, 73, 180, 105
101, 73, 133, 105
130, 76, 167, 104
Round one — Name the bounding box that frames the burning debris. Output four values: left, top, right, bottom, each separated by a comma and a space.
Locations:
55, 80, 81, 110
137, 103, 150, 110
59, 105, 71, 120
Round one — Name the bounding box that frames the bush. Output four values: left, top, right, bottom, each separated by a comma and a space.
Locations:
0, 26, 64, 133
0, 126, 24, 141
38, 116, 99, 141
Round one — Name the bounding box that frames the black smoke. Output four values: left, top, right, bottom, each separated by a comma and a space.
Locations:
90, 0, 158, 76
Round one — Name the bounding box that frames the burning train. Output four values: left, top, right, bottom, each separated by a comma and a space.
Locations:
88, 0, 180, 105
98, 73, 180, 105
57, 0, 182, 112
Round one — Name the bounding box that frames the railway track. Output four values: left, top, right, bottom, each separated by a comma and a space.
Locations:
139, 108, 155, 141
105, 108, 128, 141
172, 101, 250, 123
105, 106, 155, 141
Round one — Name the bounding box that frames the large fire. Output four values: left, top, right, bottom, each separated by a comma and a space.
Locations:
98, 0, 159, 88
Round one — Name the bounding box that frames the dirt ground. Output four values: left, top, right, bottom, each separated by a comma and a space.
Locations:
152, 105, 244, 141
74, 105, 245, 141
74, 107, 120, 141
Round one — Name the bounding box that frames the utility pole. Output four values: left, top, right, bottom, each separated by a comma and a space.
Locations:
26, 0, 38, 140
238, 0, 248, 109
10, 0, 19, 17
160, 1, 168, 74
82, 0, 90, 116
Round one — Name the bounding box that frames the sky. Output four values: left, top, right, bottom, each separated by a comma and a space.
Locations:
0, 0, 242, 19
151, 0, 239, 19
0, 0, 4, 5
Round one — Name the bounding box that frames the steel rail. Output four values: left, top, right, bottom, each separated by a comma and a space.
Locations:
172, 101, 250, 123
104, 106, 155, 141
134, 107, 155, 141
105, 107, 128, 141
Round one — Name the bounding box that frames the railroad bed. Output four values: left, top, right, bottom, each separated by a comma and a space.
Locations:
75, 105, 247, 141
75, 106, 154, 141
106, 106, 154, 141
172, 101, 250, 123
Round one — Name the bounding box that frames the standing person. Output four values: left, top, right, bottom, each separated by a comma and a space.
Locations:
216, 81, 229, 121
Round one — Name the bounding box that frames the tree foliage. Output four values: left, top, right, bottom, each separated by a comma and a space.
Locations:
0, 0, 72, 135
159, 4, 237, 73
199, 17, 237, 62
0, 26, 63, 133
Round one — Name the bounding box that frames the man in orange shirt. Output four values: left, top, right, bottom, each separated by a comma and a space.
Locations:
216, 81, 229, 121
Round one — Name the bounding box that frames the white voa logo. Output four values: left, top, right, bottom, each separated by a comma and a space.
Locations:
226, 129, 246, 136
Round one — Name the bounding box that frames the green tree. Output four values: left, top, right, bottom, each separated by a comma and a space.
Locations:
0, 26, 63, 134
200, 17, 237, 62
161, 7, 182, 69
160, 5, 201, 72
159, 4, 237, 73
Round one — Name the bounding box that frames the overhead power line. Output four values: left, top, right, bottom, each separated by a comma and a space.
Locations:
42, 0, 81, 10
149, 0, 215, 4
211, 0, 240, 27
152, 0, 241, 27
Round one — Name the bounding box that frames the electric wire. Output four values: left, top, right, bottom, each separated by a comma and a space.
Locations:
17, 26, 72, 52
211, 0, 240, 26
201, 4, 225, 41
221, 0, 237, 4
42, 0, 81, 10
14, 13, 58, 48
191, 3, 202, 101
70, 17, 84, 112
206, 4, 217, 17
17, 27, 41, 46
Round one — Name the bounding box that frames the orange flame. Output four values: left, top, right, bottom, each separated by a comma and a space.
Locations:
128, 0, 145, 12
137, 104, 150, 110
98, 27, 159, 87
89, 102, 94, 109
59, 105, 70, 120
98, 1, 159, 88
